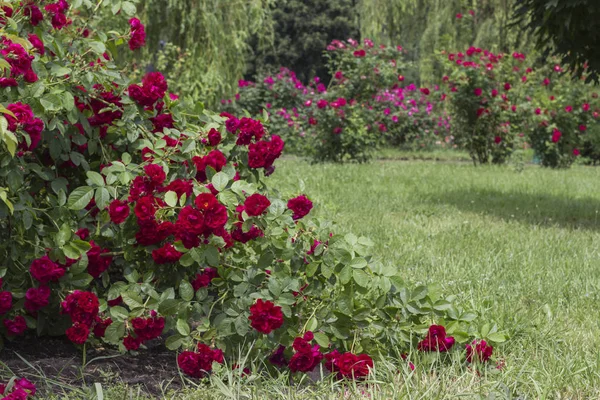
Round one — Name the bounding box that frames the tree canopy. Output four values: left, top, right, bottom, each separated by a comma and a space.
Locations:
514, 0, 600, 82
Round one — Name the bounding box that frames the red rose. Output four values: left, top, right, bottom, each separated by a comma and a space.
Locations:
289, 351, 316, 373
28, 33, 44, 55
61, 291, 100, 325
244, 194, 271, 217
128, 72, 167, 107
0, 291, 12, 314
192, 150, 227, 181
123, 335, 141, 350
208, 128, 221, 146
353, 49, 366, 57
466, 339, 493, 363
135, 219, 173, 246
417, 325, 455, 352
178, 351, 202, 378
152, 243, 182, 264
191, 268, 218, 291
236, 117, 265, 145
161, 179, 193, 199
30, 255, 65, 283
287, 195, 313, 220
87, 241, 112, 278
108, 200, 130, 224
128, 17, 146, 50
144, 164, 166, 186
66, 322, 90, 345
3, 315, 27, 336
268, 345, 287, 367
551, 128, 562, 143
248, 299, 284, 334
75, 228, 90, 240
93, 317, 112, 337
134, 196, 159, 220
24, 285, 50, 313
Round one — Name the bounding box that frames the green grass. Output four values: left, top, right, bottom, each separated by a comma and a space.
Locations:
271, 158, 600, 399
7, 156, 600, 399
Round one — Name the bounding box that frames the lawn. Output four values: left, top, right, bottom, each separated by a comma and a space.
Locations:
5, 154, 600, 399
270, 155, 600, 399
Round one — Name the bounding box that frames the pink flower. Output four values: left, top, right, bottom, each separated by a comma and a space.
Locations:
128, 18, 146, 50
456, 13, 463, 19
551, 128, 562, 143
579, 124, 587, 132
353, 49, 366, 58
474, 88, 482, 97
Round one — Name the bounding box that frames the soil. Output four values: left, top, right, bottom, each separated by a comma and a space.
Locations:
0, 335, 183, 397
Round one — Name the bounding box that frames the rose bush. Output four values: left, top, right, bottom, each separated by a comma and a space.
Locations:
442, 47, 599, 167
0, 1, 504, 392
226, 39, 450, 162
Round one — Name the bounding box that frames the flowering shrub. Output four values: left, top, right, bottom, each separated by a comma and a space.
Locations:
227, 40, 449, 162
442, 47, 599, 167
525, 63, 600, 167
442, 48, 531, 164
0, 1, 504, 392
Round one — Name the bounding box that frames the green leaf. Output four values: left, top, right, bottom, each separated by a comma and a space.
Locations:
306, 317, 318, 332
339, 265, 352, 284
56, 223, 72, 247
40, 93, 64, 111
121, 292, 144, 310
350, 257, 367, 269
88, 41, 106, 54
179, 281, 194, 302
164, 191, 178, 207
121, 1, 137, 15
257, 252, 273, 270
109, 306, 129, 321
204, 246, 219, 267
70, 273, 94, 288
86, 171, 105, 187
176, 319, 191, 336
158, 299, 181, 316
95, 187, 110, 210
487, 332, 508, 343
63, 240, 91, 259
49, 64, 71, 77
104, 321, 125, 344
269, 199, 286, 217
165, 334, 185, 350
67, 186, 94, 210
212, 172, 229, 192
313, 332, 329, 348
353, 269, 369, 287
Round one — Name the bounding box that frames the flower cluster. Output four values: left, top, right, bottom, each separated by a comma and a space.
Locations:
4, 103, 44, 153
417, 325, 455, 352
177, 344, 224, 378
61, 291, 108, 345
123, 314, 165, 350
248, 299, 284, 334
0, 377, 36, 400
325, 350, 373, 379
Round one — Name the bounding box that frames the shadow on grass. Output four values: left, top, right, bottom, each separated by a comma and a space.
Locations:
431, 188, 600, 230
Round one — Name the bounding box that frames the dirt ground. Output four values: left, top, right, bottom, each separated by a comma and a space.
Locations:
0, 335, 183, 396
